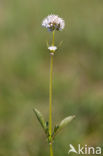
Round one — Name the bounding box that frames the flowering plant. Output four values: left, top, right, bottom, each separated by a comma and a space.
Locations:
33, 14, 75, 156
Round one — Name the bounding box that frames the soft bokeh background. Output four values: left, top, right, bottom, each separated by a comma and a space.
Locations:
0, 0, 103, 156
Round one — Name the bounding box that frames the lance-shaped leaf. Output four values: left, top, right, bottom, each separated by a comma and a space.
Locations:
52, 115, 75, 139
33, 108, 49, 136
59, 115, 75, 131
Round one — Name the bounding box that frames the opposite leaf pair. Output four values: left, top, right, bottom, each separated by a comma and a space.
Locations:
33, 108, 75, 143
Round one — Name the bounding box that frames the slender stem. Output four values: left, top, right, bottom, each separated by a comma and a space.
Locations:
52, 31, 55, 46
49, 54, 53, 156
49, 31, 55, 156
50, 143, 53, 156
49, 54, 53, 139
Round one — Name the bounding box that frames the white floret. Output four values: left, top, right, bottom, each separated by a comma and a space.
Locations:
48, 46, 57, 51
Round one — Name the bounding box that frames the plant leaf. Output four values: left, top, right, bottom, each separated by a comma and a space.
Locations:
52, 115, 75, 139
59, 115, 75, 131
33, 108, 49, 136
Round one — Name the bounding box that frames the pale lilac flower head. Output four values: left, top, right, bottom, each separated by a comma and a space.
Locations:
42, 14, 65, 31
48, 46, 57, 51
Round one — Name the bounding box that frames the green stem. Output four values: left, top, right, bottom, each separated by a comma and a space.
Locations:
49, 54, 53, 138
50, 143, 53, 156
52, 31, 55, 46
49, 54, 53, 156
49, 31, 55, 156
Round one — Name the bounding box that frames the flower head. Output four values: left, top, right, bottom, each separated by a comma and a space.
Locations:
42, 14, 65, 31
48, 46, 57, 52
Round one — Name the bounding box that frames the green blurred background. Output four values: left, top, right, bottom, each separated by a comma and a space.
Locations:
0, 0, 103, 155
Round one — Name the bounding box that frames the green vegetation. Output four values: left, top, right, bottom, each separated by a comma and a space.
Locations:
0, 0, 103, 155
